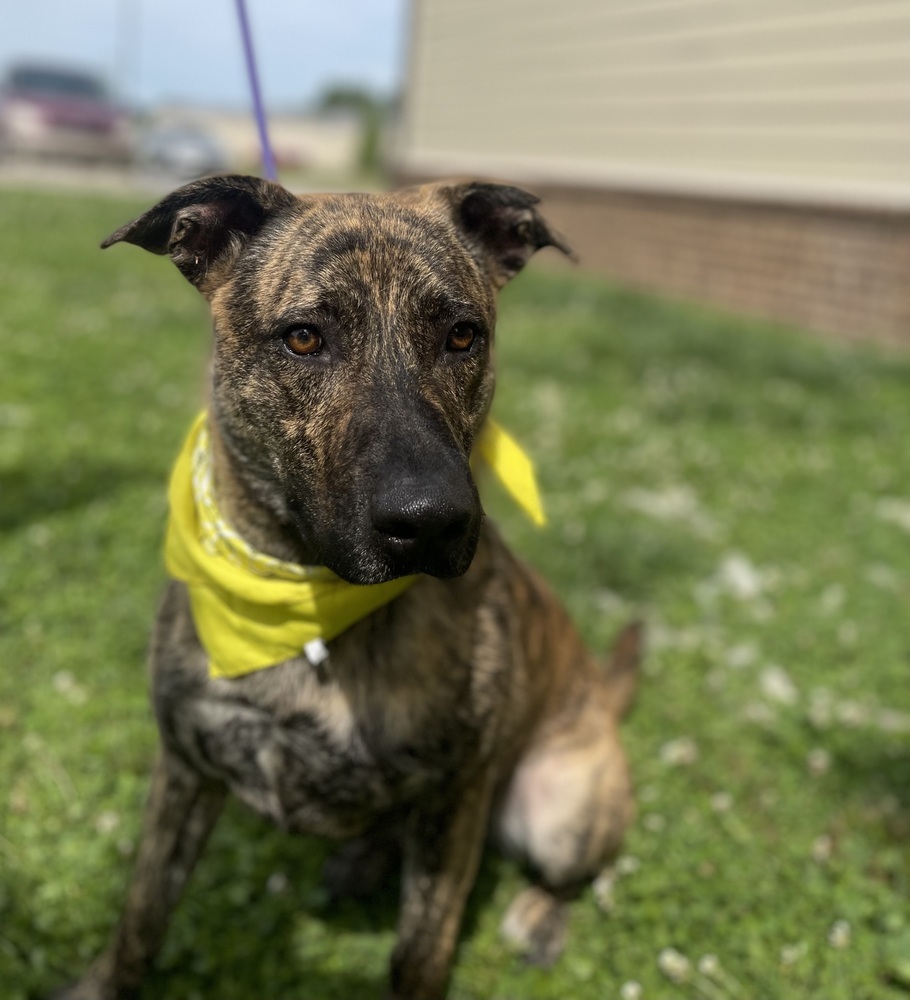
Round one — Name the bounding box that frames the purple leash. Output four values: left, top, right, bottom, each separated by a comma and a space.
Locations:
235, 0, 278, 181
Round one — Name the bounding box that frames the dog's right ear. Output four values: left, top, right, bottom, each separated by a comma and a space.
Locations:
101, 175, 297, 294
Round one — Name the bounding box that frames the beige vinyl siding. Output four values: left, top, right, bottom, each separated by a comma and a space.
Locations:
399, 0, 910, 205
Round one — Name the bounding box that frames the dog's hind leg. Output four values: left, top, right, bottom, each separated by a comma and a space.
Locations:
495, 623, 641, 966
495, 715, 633, 965
52, 750, 225, 1000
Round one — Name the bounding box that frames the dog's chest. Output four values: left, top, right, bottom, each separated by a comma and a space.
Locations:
178, 655, 479, 839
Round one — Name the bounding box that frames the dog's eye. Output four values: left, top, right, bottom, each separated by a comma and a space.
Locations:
284, 326, 323, 357
445, 323, 478, 353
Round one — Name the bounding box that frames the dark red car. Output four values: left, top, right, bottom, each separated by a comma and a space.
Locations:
0, 63, 133, 163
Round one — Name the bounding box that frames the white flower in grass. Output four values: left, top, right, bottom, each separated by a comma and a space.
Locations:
780, 942, 807, 966
639, 784, 660, 804
593, 588, 627, 614
807, 748, 831, 777
622, 485, 718, 539
562, 520, 586, 545
592, 868, 617, 914
877, 709, 910, 734
611, 409, 642, 434
0, 402, 31, 428
875, 498, 910, 533
710, 791, 734, 813
697, 953, 746, 994
659, 737, 698, 767
658, 947, 690, 983
94, 810, 120, 835
866, 563, 899, 590
808, 688, 834, 729
23, 618, 44, 640
697, 953, 720, 977
750, 599, 775, 622
837, 621, 859, 646
819, 584, 845, 614
717, 552, 764, 600
266, 872, 289, 895
52, 671, 88, 705
836, 700, 870, 727
744, 701, 777, 726
828, 920, 852, 950
647, 621, 676, 651
811, 834, 834, 863
643, 813, 666, 833
760, 789, 779, 809
705, 667, 727, 692
760, 665, 799, 706
725, 642, 758, 670
616, 854, 641, 877
53, 671, 76, 693
619, 982, 643, 1000
27, 523, 52, 548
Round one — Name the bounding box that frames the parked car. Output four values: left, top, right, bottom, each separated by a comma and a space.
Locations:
137, 124, 228, 179
0, 63, 132, 163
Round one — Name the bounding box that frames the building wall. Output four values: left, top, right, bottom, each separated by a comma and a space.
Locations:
535, 185, 910, 346
401, 0, 910, 205
397, 0, 910, 344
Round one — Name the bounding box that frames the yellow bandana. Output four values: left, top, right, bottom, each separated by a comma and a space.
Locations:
165, 412, 545, 679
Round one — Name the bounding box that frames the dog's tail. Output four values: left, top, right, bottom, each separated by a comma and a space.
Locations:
601, 620, 644, 719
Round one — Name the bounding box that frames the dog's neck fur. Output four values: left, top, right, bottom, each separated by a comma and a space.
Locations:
207, 414, 320, 568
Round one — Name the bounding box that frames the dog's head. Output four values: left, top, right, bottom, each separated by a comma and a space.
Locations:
103, 175, 571, 584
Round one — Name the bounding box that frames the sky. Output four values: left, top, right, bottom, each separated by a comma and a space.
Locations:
1, 0, 409, 109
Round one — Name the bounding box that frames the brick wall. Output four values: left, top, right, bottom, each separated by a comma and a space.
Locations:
532, 184, 910, 348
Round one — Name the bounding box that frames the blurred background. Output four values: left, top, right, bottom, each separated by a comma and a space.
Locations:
0, 0, 407, 187
3, 0, 909, 346
4, 4, 910, 998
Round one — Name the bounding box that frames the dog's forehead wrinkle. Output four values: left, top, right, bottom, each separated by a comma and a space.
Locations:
229, 200, 491, 335
307, 203, 472, 274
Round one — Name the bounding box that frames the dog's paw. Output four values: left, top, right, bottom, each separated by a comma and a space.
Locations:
500, 886, 568, 967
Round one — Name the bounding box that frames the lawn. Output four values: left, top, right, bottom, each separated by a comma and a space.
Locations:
1, 185, 909, 1000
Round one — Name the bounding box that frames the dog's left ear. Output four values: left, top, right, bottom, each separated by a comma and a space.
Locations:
443, 182, 575, 289
101, 174, 297, 294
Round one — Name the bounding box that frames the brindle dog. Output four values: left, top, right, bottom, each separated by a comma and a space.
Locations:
54, 175, 640, 1000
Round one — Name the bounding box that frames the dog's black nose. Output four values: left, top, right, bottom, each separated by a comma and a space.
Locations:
371, 477, 475, 552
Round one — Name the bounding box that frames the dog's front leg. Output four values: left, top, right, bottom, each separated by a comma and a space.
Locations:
54, 750, 225, 1000
389, 767, 496, 1000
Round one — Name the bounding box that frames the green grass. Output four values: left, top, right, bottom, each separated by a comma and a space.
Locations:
1, 186, 909, 1000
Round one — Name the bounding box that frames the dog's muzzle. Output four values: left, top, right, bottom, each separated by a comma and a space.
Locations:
307, 448, 482, 585
370, 469, 480, 577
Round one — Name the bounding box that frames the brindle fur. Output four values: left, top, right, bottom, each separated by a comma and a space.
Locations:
53, 176, 640, 1000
